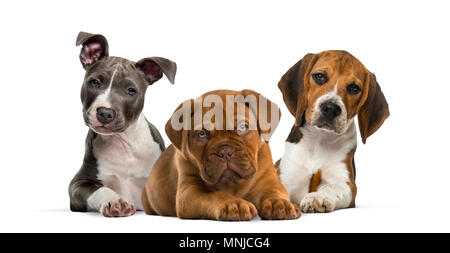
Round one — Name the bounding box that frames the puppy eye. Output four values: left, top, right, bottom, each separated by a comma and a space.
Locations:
127, 88, 137, 96
347, 83, 361, 95
197, 130, 208, 139
89, 79, 100, 88
237, 123, 249, 134
312, 73, 328, 85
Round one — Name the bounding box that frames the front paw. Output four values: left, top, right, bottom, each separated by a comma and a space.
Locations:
260, 198, 301, 220
300, 193, 335, 213
215, 199, 257, 221
101, 198, 136, 217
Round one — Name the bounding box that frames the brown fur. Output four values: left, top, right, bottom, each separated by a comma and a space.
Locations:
343, 149, 357, 208
274, 159, 281, 176
278, 50, 389, 143
142, 90, 300, 221
308, 169, 322, 193
278, 50, 389, 211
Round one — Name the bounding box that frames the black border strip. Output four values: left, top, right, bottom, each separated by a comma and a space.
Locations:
0, 233, 448, 251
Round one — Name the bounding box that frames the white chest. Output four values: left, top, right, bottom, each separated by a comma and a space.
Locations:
279, 124, 356, 203
92, 118, 161, 209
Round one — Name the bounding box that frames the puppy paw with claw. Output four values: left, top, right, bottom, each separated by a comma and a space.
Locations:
215, 199, 257, 221
102, 198, 136, 217
260, 198, 301, 220
300, 193, 335, 213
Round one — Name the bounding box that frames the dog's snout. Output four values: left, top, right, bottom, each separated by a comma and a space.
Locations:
320, 101, 341, 119
96, 107, 116, 124
217, 145, 234, 162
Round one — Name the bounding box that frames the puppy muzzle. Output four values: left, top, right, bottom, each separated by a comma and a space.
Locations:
83, 107, 128, 135
311, 100, 347, 134
202, 144, 256, 185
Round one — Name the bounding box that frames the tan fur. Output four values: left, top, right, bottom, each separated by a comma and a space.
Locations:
142, 90, 300, 220
308, 169, 322, 193
278, 50, 389, 142
343, 149, 357, 208
274, 159, 281, 176
278, 50, 389, 212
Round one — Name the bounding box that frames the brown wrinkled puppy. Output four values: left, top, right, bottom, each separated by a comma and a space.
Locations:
142, 89, 300, 221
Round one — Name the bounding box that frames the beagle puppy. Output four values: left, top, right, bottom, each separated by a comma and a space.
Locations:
276, 50, 389, 213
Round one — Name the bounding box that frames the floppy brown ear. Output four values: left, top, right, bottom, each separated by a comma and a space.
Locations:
278, 53, 317, 126
241, 89, 281, 142
136, 57, 177, 85
165, 118, 183, 151
165, 100, 193, 150
357, 73, 389, 144
76, 32, 109, 68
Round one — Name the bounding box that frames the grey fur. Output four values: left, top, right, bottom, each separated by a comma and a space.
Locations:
69, 32, 175, 213
147, 120, 165, 152
69, 130, 101, 211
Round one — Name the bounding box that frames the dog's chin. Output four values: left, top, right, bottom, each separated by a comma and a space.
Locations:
315, 123, 338, 133
90, 125, 115, 135
86, 122, 117, 135
201, 162, 256, 185
312, 121, 346, 135
217, 169, 242, 184
86, 120, 127, 135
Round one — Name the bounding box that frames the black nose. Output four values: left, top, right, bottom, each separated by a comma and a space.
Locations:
320, 101, 341, 119
217, 145, 234, 162
96, 107, 116, 125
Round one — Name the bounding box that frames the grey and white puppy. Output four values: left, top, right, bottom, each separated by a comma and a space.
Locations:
69, 32, 176, 217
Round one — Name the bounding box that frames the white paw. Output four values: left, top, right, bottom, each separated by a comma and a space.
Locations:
87, 187, 136, 217
101, 198, 136, 217
300, 192, 335, 213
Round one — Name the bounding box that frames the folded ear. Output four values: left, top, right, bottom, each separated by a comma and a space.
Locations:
241, 89, 281, 142
136, 57, 177, 85
278, 53, 317, 126
165, 117, 183, 151
357, 73, 389, 144
76, 32, 109, 68
165, 99, 193, 150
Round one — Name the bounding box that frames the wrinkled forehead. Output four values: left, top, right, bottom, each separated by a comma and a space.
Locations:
191, 94, 257, 130
313, 51, 367, 78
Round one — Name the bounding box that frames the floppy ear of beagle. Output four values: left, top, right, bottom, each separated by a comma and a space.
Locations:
276, 50, 389, 213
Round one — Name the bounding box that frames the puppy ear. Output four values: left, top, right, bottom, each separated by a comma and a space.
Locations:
278, 53, 317, 126
165, 100, 193, 150
76, 32, 109, 68
357, 73, 389, 144
241, 89, 281, 142
165, 118, 183, 151
136, 57, 177, 85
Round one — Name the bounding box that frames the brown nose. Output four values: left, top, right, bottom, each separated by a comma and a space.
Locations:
217, 145, 234, 162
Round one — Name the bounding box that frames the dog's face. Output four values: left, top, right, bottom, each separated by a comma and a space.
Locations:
165, 90, 280, 185
305, 52, 368, 134
279, 50, 389, 143
76, 32, 176, 135
188, 110, 260, 186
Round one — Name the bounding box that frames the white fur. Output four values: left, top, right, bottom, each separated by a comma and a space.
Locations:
104, 68, 116, 99
87, 186, 120, 212
310, 84, 348, 134
279, 120, 357, 212
91, 113, 162, 210
87, 68, 117, 128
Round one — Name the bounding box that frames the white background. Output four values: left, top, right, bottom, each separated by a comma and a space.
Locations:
0, 0, 449, 232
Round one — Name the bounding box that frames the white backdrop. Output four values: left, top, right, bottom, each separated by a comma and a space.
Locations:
1, 0, 449, 232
